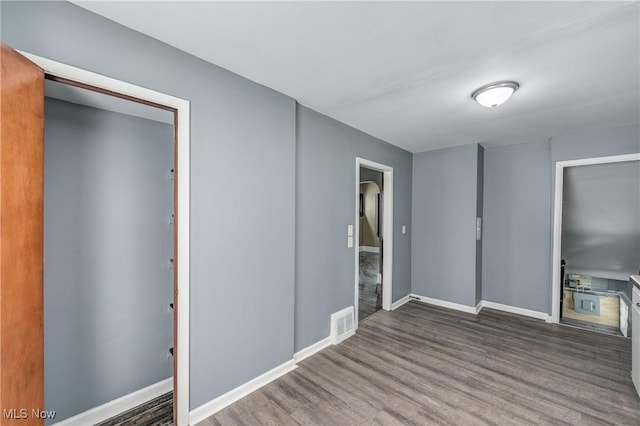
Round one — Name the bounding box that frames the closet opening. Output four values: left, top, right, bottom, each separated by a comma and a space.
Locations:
43, 75, 178, 425
1, 46, 190, 425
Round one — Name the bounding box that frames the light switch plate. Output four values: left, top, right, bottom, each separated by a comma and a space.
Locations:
347, 236, 354, 248
347, 225, 353, 237
476, 218, 482, 241
402, 225, 406, 235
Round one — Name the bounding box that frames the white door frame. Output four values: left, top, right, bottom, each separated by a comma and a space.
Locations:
355, 158, 393, 328
550, 152, 640, 324
20, 51, 191, 425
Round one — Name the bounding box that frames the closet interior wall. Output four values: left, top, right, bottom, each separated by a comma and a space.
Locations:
43, 96, 174, 424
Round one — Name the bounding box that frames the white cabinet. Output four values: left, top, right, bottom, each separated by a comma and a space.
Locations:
632, 283, 640, 397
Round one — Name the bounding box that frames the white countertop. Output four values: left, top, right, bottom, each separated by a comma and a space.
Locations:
631, 275, 640, 289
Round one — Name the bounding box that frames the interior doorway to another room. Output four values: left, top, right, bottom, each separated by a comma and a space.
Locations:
552, 154, 640, 337
355, 158, 394, 327
358, 169, 383, 321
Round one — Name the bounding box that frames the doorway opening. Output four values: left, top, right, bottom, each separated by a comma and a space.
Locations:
354, 158, 394, 328
17, 50, 191, 426
358, 173, 383, 321
551, 153, 640, 337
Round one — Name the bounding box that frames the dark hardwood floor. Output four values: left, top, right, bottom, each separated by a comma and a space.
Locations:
359, 251, 381, 321
96, 392, 172, 426
198, 301, 640, 425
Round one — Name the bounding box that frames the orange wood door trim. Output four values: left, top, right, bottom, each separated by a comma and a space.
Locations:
0, 42, 45, 425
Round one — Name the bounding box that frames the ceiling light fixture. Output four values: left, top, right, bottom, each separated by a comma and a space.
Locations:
471, 81, 519, 108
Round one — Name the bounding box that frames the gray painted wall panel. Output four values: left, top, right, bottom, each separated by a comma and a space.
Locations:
412, 144, 478, 307
295, 106, 412, 351
548, 125, 640, 311
482, 124, 639, 315
551, 125, 640, 163
3, 1, 296, 409
481, 140, 552, 312
44, 99, 174, 423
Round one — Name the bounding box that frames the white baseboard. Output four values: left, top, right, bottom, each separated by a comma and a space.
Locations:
53, 378, 172, 426
478, 300, 551, 321
359, 246, 380, 253
391, 294, 411, 310
189, 359, 296, 425
408, 294, 552, 322
410, 294, 478, 314
294, 336, 331, 363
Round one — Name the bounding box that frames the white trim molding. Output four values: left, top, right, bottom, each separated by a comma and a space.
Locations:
410, 294, 478, 315
20, 51, 191, 426
53, 378, 172, 426
189, 360, 297, 425
478, 300, 551, 322
550, 153, 640, 324
409, 294, 553, 322
391, 294, 411, 310
355, 158, 394, 329
294, 337, 332, 363
475, 301, 483, 315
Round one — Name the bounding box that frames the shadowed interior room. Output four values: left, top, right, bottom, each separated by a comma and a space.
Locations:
359, 167, 383, 322
1, 1, 639, 425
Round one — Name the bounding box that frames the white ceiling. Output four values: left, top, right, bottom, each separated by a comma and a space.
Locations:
73, 1, 639, 153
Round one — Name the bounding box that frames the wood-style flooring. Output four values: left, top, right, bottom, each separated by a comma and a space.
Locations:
198, 301, 640, 426
96, 392, 172, 426
359, 251, 381, 321
561, 317, 623, 337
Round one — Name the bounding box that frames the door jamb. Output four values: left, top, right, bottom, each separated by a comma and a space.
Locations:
550, 152, 640, 324
19, 51, 191, 426
355, 158, 393, 328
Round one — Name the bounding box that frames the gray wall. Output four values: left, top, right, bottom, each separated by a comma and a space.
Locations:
551, 124, 640, 163
548, 124, 640, 312
482, 124, 640, 314
360, 167, 383, 188
412, 144, 479, 307
44, 98, 174, 423
482, 140, 552, 312
295, 105, 412, 351
2, 1, 296, 409
562, 161, 640, 280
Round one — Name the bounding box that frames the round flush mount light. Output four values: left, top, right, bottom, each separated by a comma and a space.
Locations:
471, 81, 520, 108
